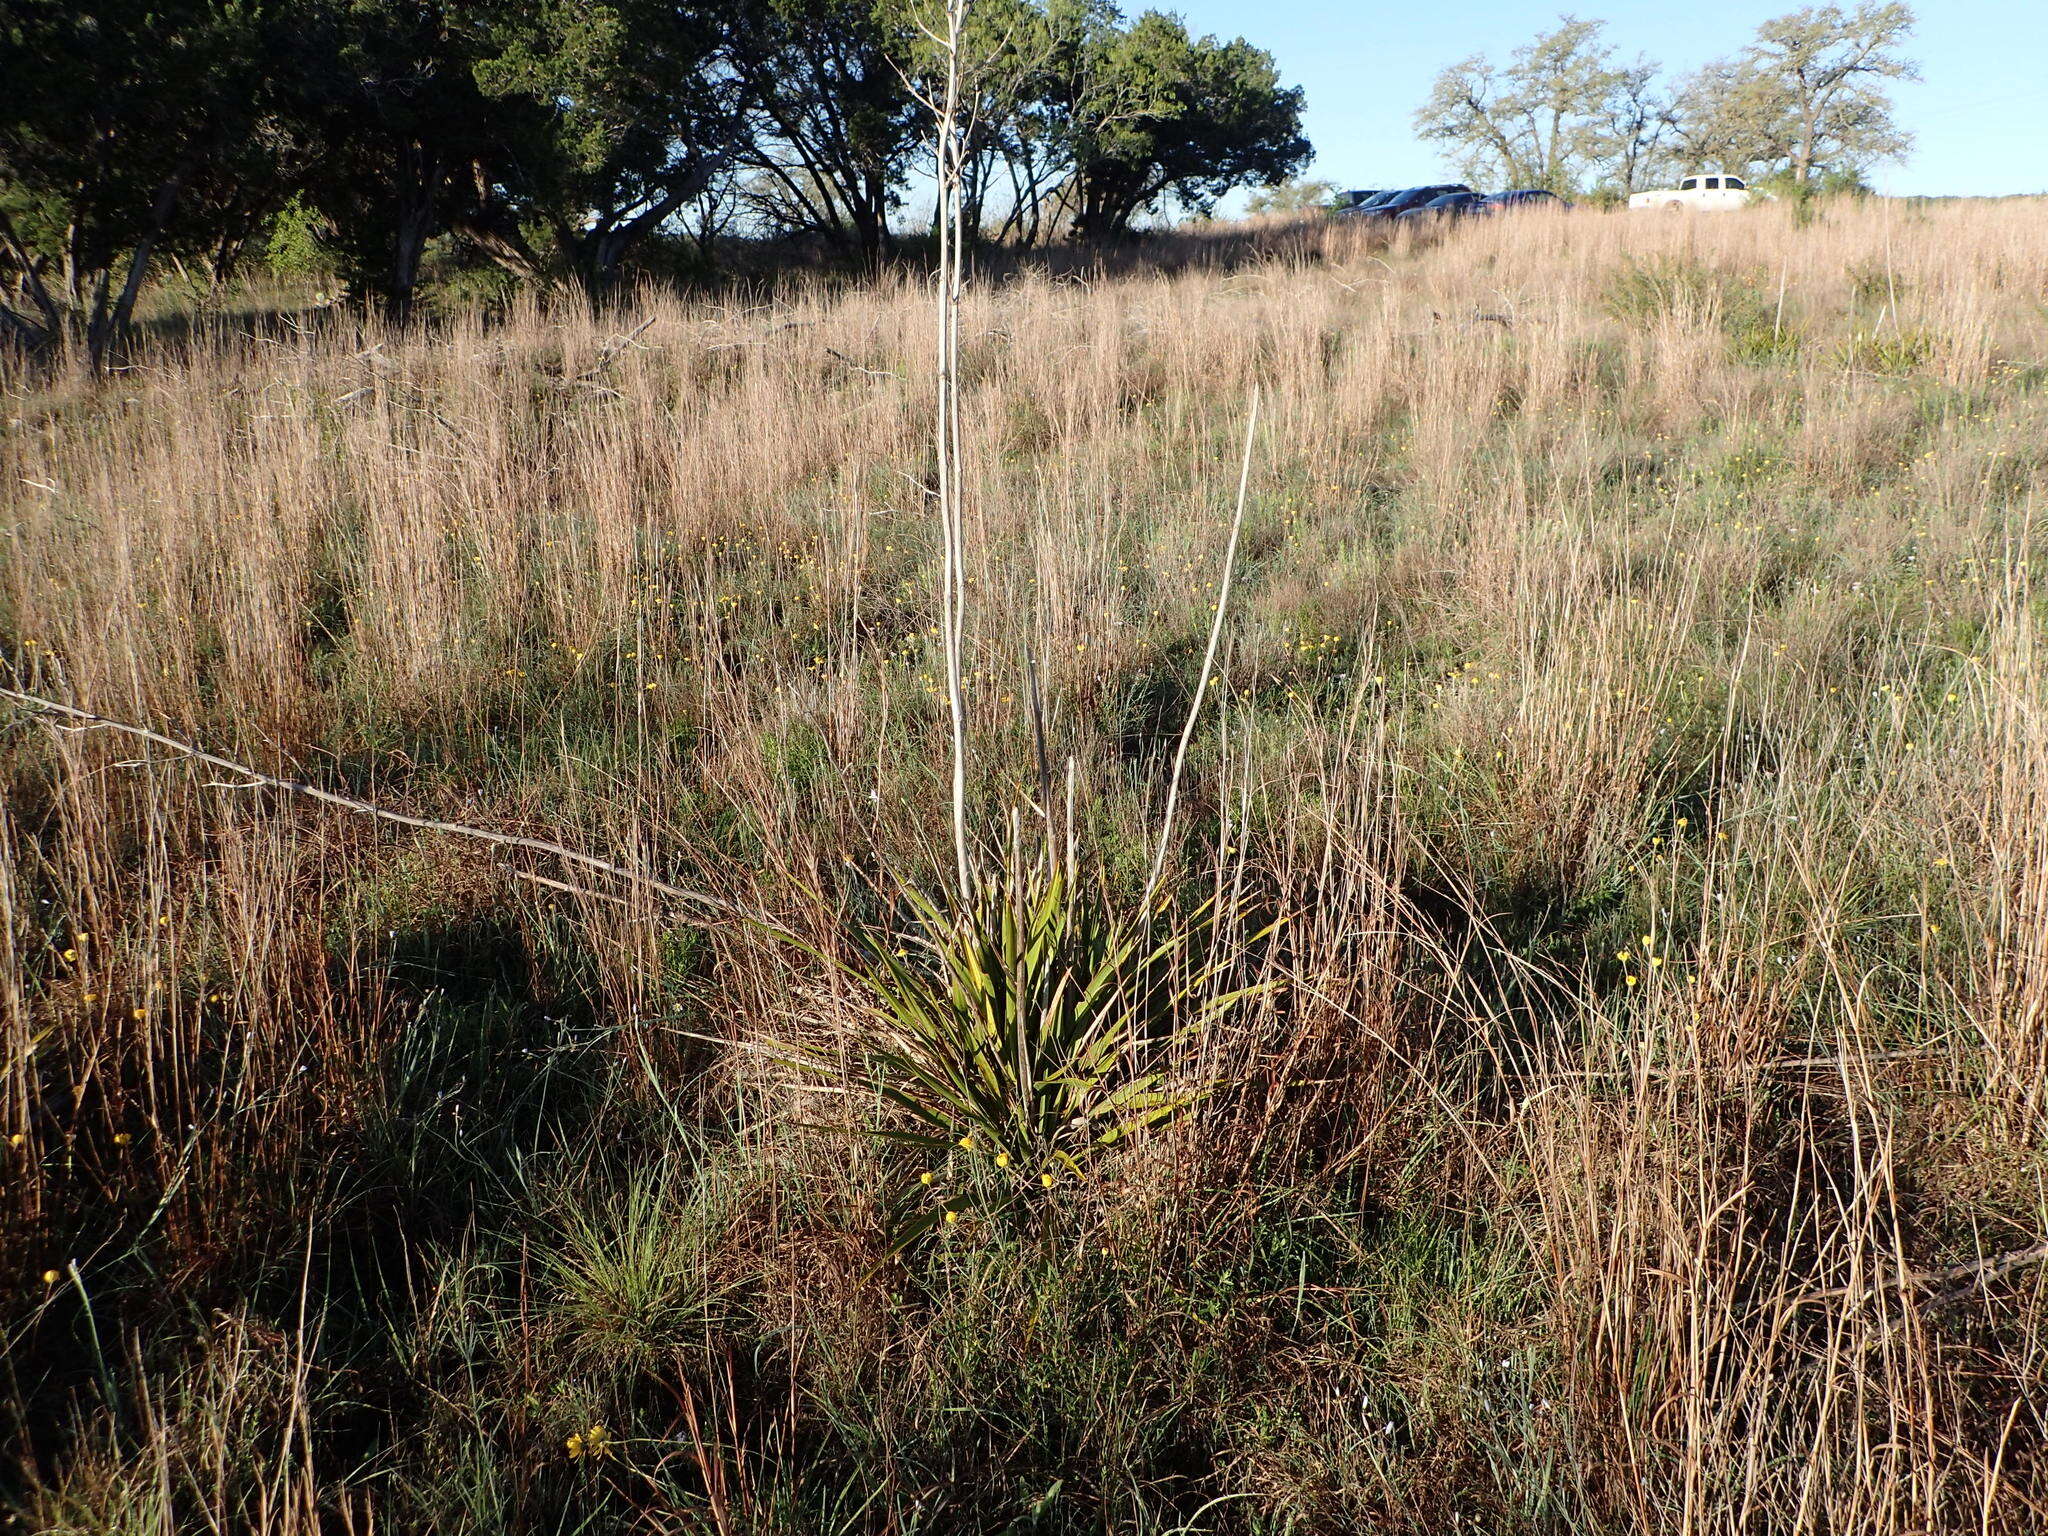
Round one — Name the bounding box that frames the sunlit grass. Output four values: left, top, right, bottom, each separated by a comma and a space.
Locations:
4, 198, 2047, 1534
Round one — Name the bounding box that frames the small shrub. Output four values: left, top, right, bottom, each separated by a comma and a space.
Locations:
264, 193, 334, 279
1730, 315, 1802, 365
1602, 255, 1728, 325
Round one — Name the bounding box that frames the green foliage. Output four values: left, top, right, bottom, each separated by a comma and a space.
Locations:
1603, 252, 1803, 363
1836, 325, 1935, 374
464, 0, 740, 294
721, 0, 926, 260
1064, 10, 1310, 238
262, 193, 333, 278
1602, 254, 1734, 323
1418, 6, 1919, 199
1245, 178, 1340, 215
1730, 313, 1803, 364
0, 0, 1317, 325
0, 0, 307, 352
423, 259, 521, 317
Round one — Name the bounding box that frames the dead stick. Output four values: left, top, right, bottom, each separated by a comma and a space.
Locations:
0, 687, 788, 937
1789, 1239, 2048, 1308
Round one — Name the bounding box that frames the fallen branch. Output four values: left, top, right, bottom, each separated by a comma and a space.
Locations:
558, 315, 657, 392
1789, 1238, 2048, 1310
0, 687, 787, 937
824, 347, 899, 379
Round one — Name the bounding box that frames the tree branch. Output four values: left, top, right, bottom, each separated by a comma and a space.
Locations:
0, 688, 788, 937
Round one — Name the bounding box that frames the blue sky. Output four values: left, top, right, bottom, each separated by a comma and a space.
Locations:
1165, 0, 2048, 198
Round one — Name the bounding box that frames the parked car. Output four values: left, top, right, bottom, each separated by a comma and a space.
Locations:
1343, 184, 1471, 219
1333, 189, 1387, 211
1397, 191, 1486, 221
1628, 174, 1760, 212
1476, 189, 1572, 213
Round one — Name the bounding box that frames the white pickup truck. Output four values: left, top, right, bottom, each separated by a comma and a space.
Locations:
1629, 174, 1760, 212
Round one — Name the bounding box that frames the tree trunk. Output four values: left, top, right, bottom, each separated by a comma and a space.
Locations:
386, 143, 443, 322
0, 207, 64, 345
91, 164, 191, 367
570, 170, 719, 302
848, 174, 890, 268
455, 214, 552, 289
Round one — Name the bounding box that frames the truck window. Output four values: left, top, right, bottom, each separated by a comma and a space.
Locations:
1680, 177, 1697, 190
1704, 177, 1720, 189
1725, 176, 1746, 190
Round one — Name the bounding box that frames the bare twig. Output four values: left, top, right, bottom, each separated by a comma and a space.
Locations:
1143, 384, 1260, 909
558, 315, 657, 392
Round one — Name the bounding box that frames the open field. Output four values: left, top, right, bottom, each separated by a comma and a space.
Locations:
4, 198, 2048, 1533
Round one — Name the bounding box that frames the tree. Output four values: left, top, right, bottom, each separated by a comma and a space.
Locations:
727, 0, 922, 263
458, 0, 744, 297
1245, 178, 1339, 214
1062, 11, 1308, 240
276, 0, 746, 312
1676, 4, 1915, 186
281, 0, 494, 319
1588, 56, 1678, 195
897, 0, 1068, 244
0, 0, 294, 356
968, 0, 1117, 247
1, 0, 1318, 320
1414, 16, 1673, 195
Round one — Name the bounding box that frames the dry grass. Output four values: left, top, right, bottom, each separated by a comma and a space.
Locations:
3, 198, 2048, 1533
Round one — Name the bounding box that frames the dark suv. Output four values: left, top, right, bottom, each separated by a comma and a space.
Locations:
1475, 189, 1572, 214
1344, 184, 1472, 219
1397, 191, 1486, 220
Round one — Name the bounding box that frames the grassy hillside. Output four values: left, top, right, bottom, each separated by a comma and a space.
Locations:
4, 200, 2047, 1533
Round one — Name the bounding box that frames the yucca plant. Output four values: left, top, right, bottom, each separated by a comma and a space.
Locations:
801, 848, 1267, 1244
